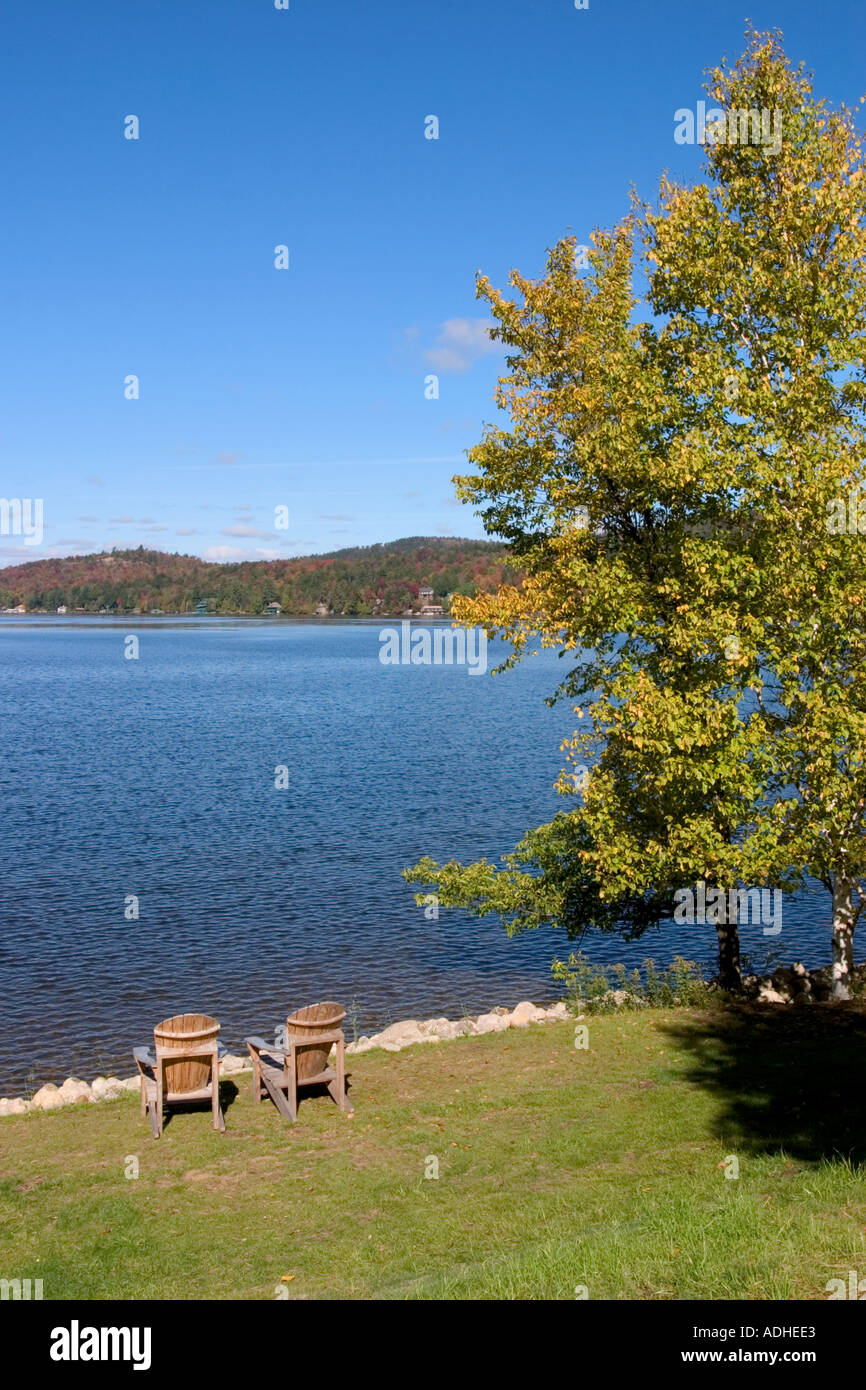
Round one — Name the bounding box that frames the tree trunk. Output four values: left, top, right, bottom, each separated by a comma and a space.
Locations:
716, 901, 742, 993
831, 876, 856, 1000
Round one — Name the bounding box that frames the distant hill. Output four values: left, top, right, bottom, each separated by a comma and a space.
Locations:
0, 538, 516, 616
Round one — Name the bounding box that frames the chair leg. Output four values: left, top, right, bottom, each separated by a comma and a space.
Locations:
325, 1041, 351, 1113
287, 1059, 298, 1123
262, 1071, 294, 1121
251, 1052, 262, 1102
212, 1056, 224, 1132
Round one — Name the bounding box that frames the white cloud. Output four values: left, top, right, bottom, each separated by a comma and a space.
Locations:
424, 318, 500, 373
201, 545, 249, 562
201, 543, 285, 563
0, 542, 80, 560
222, 524, 274, 539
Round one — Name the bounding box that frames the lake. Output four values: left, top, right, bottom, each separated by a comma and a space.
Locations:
0, 617, 845, 1095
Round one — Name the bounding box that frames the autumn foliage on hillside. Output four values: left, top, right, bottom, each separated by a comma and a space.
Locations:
0, 538, 516, 616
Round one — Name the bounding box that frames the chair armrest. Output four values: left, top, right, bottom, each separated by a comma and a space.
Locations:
133, 1046, 155, 1067
245, 1035, 286, 1059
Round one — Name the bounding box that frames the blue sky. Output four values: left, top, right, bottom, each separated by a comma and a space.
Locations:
2, 0, 865, 564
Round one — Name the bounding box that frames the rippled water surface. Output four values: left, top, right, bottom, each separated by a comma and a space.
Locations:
0, 617, 846, 1094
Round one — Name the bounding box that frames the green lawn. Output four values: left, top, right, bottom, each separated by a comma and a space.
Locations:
3, 1004, 866, 1300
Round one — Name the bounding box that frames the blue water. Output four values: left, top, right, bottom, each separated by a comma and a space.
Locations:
0, 617, 844, 1095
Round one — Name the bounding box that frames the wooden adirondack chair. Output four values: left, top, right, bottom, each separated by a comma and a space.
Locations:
245, 1001, 353, 1122
133, 1013, 226, 1138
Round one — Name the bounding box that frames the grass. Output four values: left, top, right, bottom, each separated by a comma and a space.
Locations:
3, 1003, 866, 1300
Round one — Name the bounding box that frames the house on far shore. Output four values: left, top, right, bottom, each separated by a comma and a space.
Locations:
315, 602, 330, 616
417, 584, 443, 616
265, 601, 282, 616
194, 600, 208, 615
56, 605, 67, 614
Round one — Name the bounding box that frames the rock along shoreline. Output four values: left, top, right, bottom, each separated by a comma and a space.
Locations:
0, 999, 570, 1117
3, 959, 856, 1117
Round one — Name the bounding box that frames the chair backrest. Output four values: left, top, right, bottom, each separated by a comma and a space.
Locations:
286, 1002, 346, 1080
154, 1013, 220, 1093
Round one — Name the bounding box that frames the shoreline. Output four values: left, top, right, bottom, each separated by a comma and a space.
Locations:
3, 957, 859, 1114
0, 999, 570, 1115
0, 613, 457, 624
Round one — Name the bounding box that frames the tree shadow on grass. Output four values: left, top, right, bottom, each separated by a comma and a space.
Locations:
661, 1002, 866, 1163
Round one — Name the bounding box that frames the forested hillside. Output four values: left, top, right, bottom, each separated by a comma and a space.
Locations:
0, 538, 515, 616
